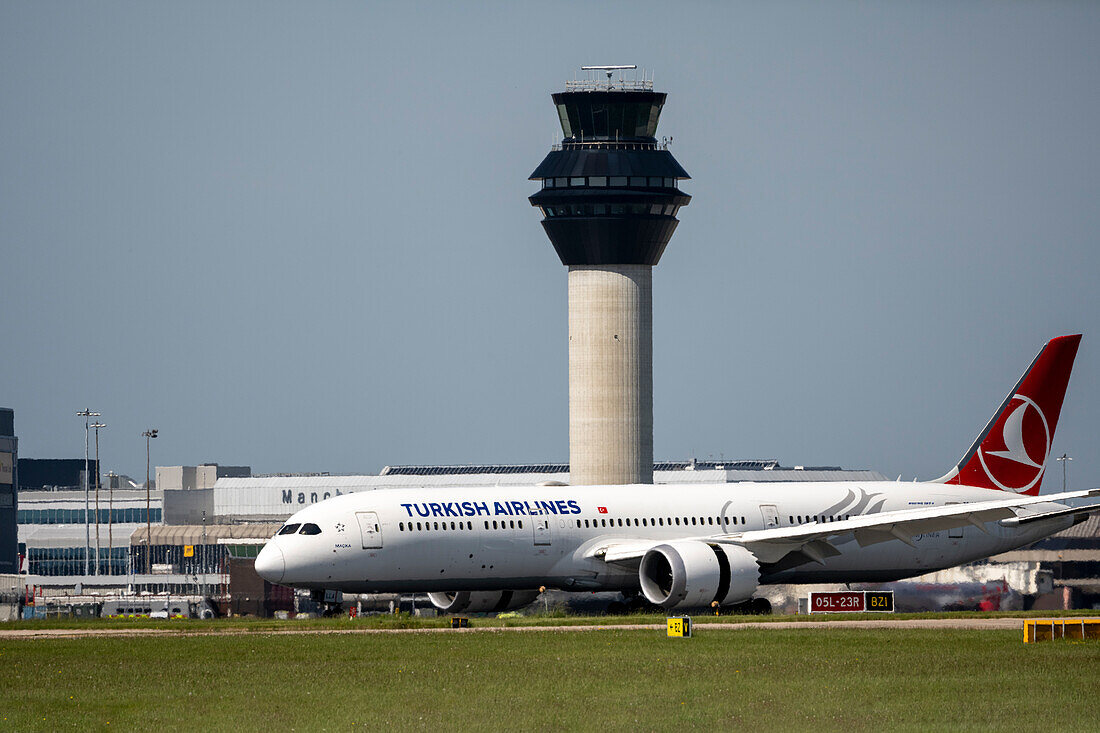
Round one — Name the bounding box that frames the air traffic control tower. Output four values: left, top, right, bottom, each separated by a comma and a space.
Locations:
529, 66, 690, 486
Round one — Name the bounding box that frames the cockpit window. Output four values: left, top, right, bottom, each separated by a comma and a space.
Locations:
299, 523, 322, 535
278, 523, 301, 535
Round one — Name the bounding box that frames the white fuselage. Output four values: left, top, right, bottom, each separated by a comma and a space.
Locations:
258, 481, 1073, 594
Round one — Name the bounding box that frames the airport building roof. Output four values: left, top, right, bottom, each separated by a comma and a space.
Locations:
380, 459, 803, 475
131, 524, 280, 545
211, 462, 889, 521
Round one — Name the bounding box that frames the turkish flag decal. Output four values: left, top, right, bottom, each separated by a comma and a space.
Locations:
597, 507, 608, 514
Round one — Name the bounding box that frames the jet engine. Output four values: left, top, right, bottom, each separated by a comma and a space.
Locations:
426, 590, 541, 614
638, 541, 760, 610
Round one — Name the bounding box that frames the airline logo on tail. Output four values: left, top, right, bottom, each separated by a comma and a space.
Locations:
977, 394, 1049, 493
943, 334, 1080, 496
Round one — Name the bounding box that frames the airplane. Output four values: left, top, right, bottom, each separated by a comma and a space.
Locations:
255, 334, 1099, 614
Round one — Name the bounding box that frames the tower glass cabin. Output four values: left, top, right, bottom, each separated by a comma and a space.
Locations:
529, 70, 690, 486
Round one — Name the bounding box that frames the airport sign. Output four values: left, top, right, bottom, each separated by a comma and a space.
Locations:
808, 591, 894, 613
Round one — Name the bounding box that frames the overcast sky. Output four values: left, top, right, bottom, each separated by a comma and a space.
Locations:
3, 1, 1098, 491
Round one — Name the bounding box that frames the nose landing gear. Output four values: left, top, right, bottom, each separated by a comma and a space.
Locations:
310, 589, 345, 617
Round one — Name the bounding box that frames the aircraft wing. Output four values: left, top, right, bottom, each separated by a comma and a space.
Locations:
587, 488, 1100, 566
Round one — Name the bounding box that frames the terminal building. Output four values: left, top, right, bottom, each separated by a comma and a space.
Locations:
211, 461, 884, 521
18, 459, 144, 577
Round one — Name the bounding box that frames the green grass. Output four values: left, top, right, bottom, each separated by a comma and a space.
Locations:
4, 607, 1095, 633
2, 626, 1098, 731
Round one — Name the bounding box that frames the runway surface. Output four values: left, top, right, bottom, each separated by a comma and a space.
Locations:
1, 616, 1067, 639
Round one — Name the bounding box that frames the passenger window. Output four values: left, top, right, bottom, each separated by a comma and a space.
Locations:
509, 520, 515, 529
610, 176, 628, 186
658, 518, 664, 526
544, 179, 554, 188
570, 177, 585, 186
518, 521, 523, 529
555, 177, 567, 187
589, 176, 607, 186
617, 518, 623, 527
742, 517, 747, 525
629, 176, 646, 186
584, 519, 590, 528
577, 520, 582, 528
492, 521, 498, 530
416, 522, 422, 531
399, 522, 405, 531
278, 523, 301, 536
674, 517, 680, 526
299, 523, 322, 535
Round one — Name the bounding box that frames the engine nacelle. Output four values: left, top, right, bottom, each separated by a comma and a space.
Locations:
639, 541, 760, 610
426, 590, 541, 614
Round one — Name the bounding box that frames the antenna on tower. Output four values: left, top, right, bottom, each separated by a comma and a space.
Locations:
581, 65, 638, 90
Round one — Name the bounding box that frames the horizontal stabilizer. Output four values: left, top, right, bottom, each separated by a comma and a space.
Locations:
1000, 502, 1100, 527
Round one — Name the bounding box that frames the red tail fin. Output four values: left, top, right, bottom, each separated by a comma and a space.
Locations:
940, 334, 1081, 495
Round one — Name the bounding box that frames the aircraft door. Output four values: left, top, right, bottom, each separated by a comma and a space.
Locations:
532, 516, 551, 546
759, 504, 780, 530
356, 512, 383, 549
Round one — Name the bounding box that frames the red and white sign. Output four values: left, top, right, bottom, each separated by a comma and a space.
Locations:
810, 591, 866, 613
597, 507, 608, 514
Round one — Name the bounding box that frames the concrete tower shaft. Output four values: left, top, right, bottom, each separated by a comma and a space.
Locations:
568, 266, 653, 486
529, 69, 690, 486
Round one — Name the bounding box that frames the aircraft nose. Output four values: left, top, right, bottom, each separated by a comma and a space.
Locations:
255, 542, 285, 584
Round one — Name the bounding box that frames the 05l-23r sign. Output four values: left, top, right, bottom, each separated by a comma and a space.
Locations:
808, 591, 894, 613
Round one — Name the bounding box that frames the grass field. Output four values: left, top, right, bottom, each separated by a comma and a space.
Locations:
3, 623, 1098, 731
4, 607, 1093, 632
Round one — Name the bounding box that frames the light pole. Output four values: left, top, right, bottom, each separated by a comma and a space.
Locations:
142, 428, 158, 575
76, 409, 100, 576
201, 510, 208, 599
91, 421, 106, 575
107, 471, 117, 574
1057, 453, 1073, 491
